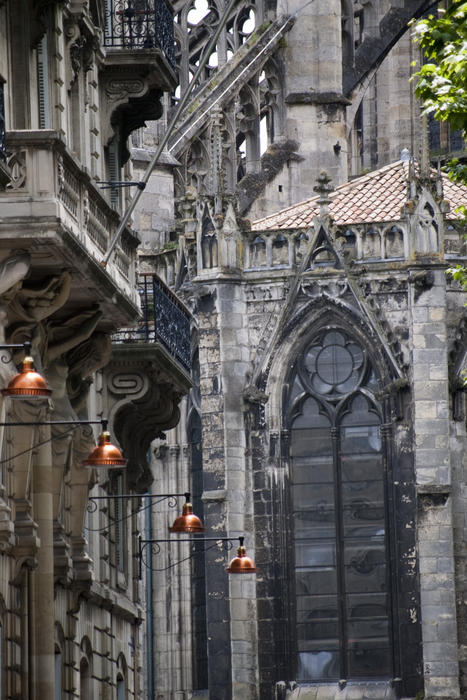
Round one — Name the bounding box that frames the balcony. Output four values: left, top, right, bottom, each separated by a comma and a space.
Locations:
108, 273, 191, 490
113, 273, 191, 372
100, 1, 177, 160
0, 130, 140, 326
104, 0, 176, 68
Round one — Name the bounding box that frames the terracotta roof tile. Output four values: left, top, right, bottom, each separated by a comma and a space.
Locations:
252, 160, 467, 231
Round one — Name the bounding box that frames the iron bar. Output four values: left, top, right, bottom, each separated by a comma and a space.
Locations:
97, 180, 146, 190
89, 491, 189, 501
0, 419, 106, 427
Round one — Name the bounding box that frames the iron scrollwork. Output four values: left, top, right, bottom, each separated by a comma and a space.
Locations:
112, 274, 191, 372
138, 536, 235, 577
104, 0, 175, 68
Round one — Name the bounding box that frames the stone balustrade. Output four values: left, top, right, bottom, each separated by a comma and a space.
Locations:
245, 222, 466, 271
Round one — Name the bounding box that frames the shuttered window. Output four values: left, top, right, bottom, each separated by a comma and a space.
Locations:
37, 35, 51, 129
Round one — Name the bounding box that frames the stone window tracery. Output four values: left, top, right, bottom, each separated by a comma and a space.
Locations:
285, 327, 393, 683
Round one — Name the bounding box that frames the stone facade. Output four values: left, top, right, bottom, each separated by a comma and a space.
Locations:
147, 158, 467, 699
0, 1, 190, 698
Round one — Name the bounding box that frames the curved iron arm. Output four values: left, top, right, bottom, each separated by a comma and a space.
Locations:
137, 535, 242, 578
85, 492, 192, 532
0, 340, 32, 365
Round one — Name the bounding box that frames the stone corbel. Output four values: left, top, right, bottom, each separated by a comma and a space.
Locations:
105, 348, 191, 492
100, 41, 176, 164
101, 67, 164, 164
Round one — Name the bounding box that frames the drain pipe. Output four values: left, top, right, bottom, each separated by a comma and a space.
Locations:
145, 483, 155, 699
101, 0, 240, 268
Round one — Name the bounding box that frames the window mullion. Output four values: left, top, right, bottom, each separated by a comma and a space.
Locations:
381, 422, 399, 683
331, 425, 348, 682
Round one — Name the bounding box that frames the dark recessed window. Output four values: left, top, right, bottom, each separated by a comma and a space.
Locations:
287, 329, 392, 682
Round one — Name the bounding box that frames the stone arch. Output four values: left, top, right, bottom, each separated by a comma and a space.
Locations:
252, 297, 421, 694
263, 298, 396, 433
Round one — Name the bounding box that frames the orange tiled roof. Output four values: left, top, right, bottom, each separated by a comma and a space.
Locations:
251, 159, 467, 230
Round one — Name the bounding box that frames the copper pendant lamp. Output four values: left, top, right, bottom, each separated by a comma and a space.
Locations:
169, 493, 204, 533
226, 537, 257, 574
2, 354, 52, 400
82, 420, 127, 469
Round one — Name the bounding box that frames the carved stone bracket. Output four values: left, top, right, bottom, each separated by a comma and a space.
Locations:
100, 51, 176, 163
105, 344, 191, 492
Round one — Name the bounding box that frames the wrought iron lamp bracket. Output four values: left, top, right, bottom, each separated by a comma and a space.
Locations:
85, 491, 190, 527
0, 341, 32, 365
137, 535, 239, 578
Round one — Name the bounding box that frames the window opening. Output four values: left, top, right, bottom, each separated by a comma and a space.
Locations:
287, 329, 392, 682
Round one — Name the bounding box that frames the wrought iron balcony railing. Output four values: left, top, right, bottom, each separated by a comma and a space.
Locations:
113, 274, 191, 372
104, 0, 176, 68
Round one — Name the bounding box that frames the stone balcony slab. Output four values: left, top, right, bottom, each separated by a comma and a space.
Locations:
0, 129, 141, 328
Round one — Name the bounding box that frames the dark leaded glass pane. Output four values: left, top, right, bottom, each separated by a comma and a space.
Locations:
347, 643, 392, 677
295, 540, 336, 567
291, 427, 333, 459
297, 651, 340, 680
296, 569, 338, 596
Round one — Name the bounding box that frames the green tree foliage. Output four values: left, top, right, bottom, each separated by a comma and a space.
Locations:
412, 1, 467, 136
412, 2, 467, 289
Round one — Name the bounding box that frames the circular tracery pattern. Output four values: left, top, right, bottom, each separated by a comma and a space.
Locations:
303, 331, 364, 396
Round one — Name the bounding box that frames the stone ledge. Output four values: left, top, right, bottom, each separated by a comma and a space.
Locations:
202, 489, 227, 502
285, 91, 351, 106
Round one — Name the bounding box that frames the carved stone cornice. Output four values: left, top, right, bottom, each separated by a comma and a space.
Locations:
105, 344, 191, 492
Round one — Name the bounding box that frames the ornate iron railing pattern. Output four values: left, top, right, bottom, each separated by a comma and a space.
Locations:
104, 0, 175, 67
113, 274, 191, 371
0, 81, 6, 164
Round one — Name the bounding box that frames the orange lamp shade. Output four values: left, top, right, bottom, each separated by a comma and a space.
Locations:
227, 544, 257, 574
2, 356, 52, 399
82, 430, 127, 469
169, 502, 204, 533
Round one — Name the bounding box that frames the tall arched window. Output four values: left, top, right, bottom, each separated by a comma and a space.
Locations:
117, 674, 126, 700
79, 637, 93, 699
286, 329, 393, 682
80, 658, 91, 699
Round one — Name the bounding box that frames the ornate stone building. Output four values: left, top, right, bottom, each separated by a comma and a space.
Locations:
0, 1, 191, 698
1, 0, 465, 699
132, 0, 467, 699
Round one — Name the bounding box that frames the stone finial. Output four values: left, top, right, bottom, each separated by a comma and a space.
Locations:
313, 171, 333, 216
401, 148, 410, 162
419, 112, 430, 178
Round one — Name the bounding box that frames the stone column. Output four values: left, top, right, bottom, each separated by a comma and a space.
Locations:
197, 273, 258, 700
31, 428, 55, 699
278, 0, 347, 198
410, 266, 461, 698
